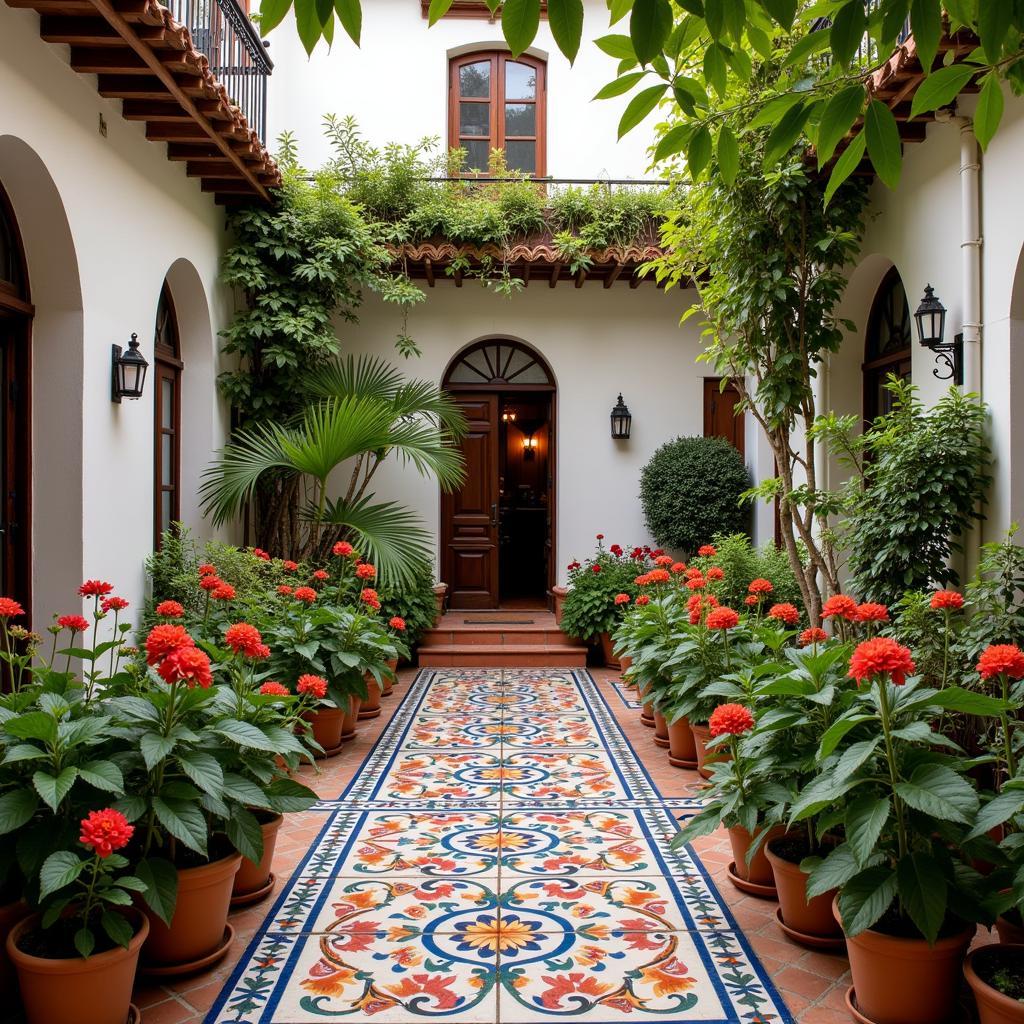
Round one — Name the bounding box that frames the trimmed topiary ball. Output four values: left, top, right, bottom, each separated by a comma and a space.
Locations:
640, 436, 751, 554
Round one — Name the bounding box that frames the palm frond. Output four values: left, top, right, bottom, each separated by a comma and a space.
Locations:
316, 495, 435, 587
390, 380, 469, 439
303, 354, 405, 402
385, 417, 467, 491
199, 422, 295, 526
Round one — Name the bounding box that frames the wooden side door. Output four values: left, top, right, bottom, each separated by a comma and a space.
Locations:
0, 319, 29, 615
703, 377, 745, 457
442, 393, 500, 608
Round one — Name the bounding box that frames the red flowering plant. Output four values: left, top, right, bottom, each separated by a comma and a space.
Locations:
560, 538, 649, 642
788, 635, 1007, 944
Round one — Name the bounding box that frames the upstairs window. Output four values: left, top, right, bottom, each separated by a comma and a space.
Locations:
449, 51, 546, 176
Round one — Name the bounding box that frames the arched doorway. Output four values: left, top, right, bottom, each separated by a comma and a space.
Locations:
863, 266, 913, 421
153, 281, 183, 549
0, 181, 31, 612
441, 339, 556, 609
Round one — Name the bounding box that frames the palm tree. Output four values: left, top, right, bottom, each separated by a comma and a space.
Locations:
200, 356, 466, 585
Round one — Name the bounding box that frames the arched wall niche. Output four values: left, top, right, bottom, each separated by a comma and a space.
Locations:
0, 134, 84, 625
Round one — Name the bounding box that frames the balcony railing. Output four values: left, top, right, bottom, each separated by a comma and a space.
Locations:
165, 0, 273, 140
812, 0, 912, 69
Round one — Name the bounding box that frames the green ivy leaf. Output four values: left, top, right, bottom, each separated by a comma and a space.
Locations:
816, 85, 866, 168
865, 99, 901, 190
974, 73, 1005, 152
548, 0, 584, 63
630, 0, 672, 65
502, 0, 541, 57
617, 84, 667, 139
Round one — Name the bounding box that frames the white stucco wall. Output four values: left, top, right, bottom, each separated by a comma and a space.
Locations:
264, 0, 658, 178
1, 4, 234, 622
336, 280, 741, 585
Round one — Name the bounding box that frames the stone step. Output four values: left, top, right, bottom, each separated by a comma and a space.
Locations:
417, 644, 587, 668
418, 625, 578, 648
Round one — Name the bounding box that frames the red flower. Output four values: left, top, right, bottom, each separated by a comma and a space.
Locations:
260, 681, 290, 696
144, 623, 194, 665
355, 563, 377, 581
767, 603, 800, 626
333, 541, 355, 558
57, 615, 90, 634
596, 534, 604, 540
671, 562, 687, 575
800, 627, 828, 647
568, 561, 581, 571
293, 586, 317, 604
389, 616, 406, 631
931, 590, 965, 611
849, 637, 916, 687
360, 588, 380, 608
225, 623, 264, 657
697, 545, 717, 558
297, 674, 328, 699
313, 569, 329, 581
747, 578, 773, 595
646, 569, 671, 584
282, 560, 298, 572
199, 575, 222, 592
706, 567, 724, 581
158, 645, 213, 689
856, 602, 889, 623
822, 594, 859, 620
706, 607, 740, 630
252, 548, 271, 562
709, 703, 755, 737
744, 595, 759, 606
198, 563, 217, 577
591, 564, 602, 574
630, 548, 644, 560
79, 580, 113, 598
155, 600, 184, 618
211, 583, 236, 601
610, 544, 623, 557
79, 809, 133, 858
977, 644, 1024, 681
654, 554, 674, 566
101, 596, 129, 613
635, 595, 650, 606
614, 594, 631, 606
634, 573, 651, 586
278, 585, 293, 596
0, 597, 25, 618
651, 548, 665, 558
686, 577, 706, 591
685, 566, 703, 580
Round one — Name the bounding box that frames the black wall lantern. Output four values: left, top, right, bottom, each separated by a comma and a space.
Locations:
111, 333, 149, 403
610, 394, 632, 440
914, 284, 962, 384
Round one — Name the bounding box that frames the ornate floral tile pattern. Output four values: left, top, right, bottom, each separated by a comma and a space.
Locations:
207, 670, 793, 1023
612, 679, 643, 710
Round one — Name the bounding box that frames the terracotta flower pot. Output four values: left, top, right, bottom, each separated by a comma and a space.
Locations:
599, 632, 621, 670
432, 583, 447, 626
232, 812, 282, 901
359, 672, 382, 720
304, 705, 344, 757
8, 908, 149, 1024
383, 657, 398, 697
997, 911, 1024, 944
965, 944, 1024, 1024
834, 896, 973, 1024
142, 851, 241, 970
728, 824, 778, 888
667, 716, 698, 769
652, 710, 670, 748
551, 585, 569, 625
691, 722, 730, 779
640, 701, 655, 727
0, 898, 29, 998
765, 837, 843, 943
341, 694, 361, 742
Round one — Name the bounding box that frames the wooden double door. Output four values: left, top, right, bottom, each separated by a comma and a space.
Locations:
441, 391, 554, 609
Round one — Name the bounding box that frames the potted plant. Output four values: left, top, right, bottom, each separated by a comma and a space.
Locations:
7, 808, 149, 1024
674, 702, 788, 897
964, 944, 1024, 1024
791, 635, 1002, 1024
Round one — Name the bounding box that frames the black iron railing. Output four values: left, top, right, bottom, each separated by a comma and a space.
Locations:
165, 0, 273, 140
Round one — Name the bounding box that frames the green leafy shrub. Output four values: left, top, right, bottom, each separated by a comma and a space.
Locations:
640, 436, 751, 555
560, 543, 647, 642
697, 533, 803, 613
376, 558, 438, 647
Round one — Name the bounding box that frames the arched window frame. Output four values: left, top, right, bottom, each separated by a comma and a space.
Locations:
443, 338, 555, 391
448, 50, 547, 177
863, 266, 912, 422
153, 282, 183, 549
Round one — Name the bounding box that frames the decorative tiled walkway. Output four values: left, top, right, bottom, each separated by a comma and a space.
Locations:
203, 669, 793, 1023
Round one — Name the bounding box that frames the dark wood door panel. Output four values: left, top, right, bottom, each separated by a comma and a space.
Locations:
703, 377, 745, 457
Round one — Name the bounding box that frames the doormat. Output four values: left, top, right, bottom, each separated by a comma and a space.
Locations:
206, 668, 795, 1024
463, 617, 535, 624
